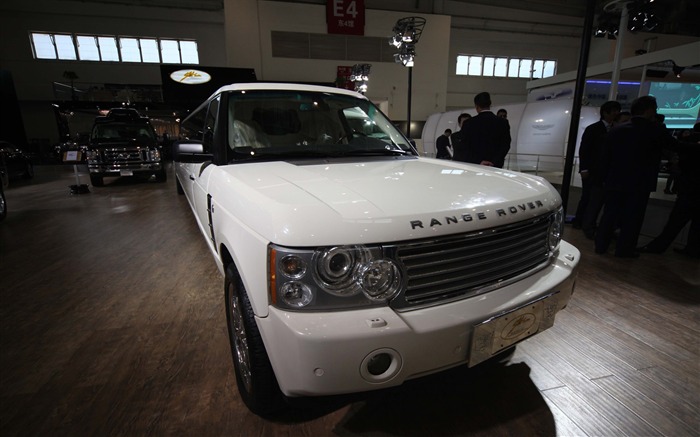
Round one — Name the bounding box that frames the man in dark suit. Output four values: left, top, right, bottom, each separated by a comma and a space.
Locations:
573, 100, 621, 238
435, 129, 452, 159
452, 92, 511, 168
450, 113, 471, 154
594, 96, 677, 258
638, 122, 700, 258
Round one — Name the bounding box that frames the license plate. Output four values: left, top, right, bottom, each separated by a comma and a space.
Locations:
120, 170, 134, 176
469, 292, 559, 367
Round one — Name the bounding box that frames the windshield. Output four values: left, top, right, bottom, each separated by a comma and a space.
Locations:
91, 122, 156, 142
226, 90, 415, 161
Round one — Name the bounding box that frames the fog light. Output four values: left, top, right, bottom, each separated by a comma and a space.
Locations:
367, 353, 392, 376
360, 348, 402, 383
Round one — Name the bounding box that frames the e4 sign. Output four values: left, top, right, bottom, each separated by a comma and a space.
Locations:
327, 0, 365, 35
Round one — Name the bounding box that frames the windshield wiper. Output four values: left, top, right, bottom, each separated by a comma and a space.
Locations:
334, 148, 408, 156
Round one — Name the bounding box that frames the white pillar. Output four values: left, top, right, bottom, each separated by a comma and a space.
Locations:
608, 2, 628, 101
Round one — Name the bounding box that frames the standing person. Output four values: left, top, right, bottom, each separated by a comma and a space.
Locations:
496, 108, 508, 119
594, 96, 676, 258
450, 113, 471, 152
452, 92, 511, 168
638, 122, 700, 258
435, 128, 453, 159
573, 100, 621, 238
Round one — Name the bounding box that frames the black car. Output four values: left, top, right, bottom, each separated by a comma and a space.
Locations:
0, 141, 34, 184
85, 109, 166, 186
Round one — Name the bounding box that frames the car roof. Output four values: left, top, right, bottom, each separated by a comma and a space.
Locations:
211, 82, 367, 101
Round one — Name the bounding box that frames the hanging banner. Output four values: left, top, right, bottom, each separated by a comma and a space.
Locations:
327, 0, 365, 36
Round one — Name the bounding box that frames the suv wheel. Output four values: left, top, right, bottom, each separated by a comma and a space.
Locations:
90, 174, 104, 187
155, 169, 167, 182
224, 264, 286, 417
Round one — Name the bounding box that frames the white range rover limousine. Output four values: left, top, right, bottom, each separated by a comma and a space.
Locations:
173, 82, 580, 417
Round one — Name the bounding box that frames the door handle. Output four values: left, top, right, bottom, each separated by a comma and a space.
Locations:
189, 175, 195, 181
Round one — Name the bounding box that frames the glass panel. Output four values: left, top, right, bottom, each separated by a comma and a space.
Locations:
456, 55, 469, 75
120, 37, 141, 62
76, 36, 99, 61
482, 57, 495, 77
468, 56, 482, 76
507, 58, 519, 77
519, 59, 532, 78
494, 58, 508, 77
31, 33, 56, 59
532, 60, 544, 79
180, 40, 199, 64
55, 34, 77, 60
543, 60, 556, 77
98, 36, 119, 61
160, 40, 180, 63
140, 38, 160, 63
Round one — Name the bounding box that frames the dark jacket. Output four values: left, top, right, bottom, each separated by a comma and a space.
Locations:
602, 116, 676, 193
435, 134, 452, 159
578, 120, 608, 183
452, 111, 511, 168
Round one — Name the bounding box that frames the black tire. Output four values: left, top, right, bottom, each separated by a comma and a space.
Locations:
155, 169, 167, 182
224, 264, 286, 417
90, 174, 103, 187
175, 176, 184, 195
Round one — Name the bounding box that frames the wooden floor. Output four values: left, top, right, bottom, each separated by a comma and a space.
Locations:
1, 165, 698, 437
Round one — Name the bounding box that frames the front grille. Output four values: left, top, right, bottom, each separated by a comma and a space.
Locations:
103, 148, 144, 164
389, 214, 553, 310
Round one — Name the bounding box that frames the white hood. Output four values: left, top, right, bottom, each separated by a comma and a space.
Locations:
211, 157, 560, 246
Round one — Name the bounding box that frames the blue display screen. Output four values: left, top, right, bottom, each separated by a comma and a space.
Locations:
649, 82, 700, 130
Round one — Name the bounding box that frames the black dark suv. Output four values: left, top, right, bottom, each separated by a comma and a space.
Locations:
86, 108, 166, 186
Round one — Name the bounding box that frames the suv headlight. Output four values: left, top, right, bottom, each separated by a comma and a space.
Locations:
269, 244, 404, 310
86, 150, 99, 162
547, 206, 563, 254
146, 149, 161, 162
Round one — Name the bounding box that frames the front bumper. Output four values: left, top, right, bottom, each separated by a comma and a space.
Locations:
88, 162, 162, 174
257, 240, 580, 397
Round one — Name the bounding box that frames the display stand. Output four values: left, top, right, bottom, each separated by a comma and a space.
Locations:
63, 150, 90, 194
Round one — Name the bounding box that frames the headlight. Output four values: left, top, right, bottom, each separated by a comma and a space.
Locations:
269, 244, 404, 311
86, 150, 99, 161
547, 206, 563, 253
146, 149, 161, 161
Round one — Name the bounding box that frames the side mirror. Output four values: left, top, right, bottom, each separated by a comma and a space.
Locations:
172, 141, 213, 163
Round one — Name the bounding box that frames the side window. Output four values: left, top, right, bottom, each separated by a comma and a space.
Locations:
203, 94, 220, 153
180, 106, 207, 141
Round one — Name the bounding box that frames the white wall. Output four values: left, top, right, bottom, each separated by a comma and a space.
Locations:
230, 2, 452, 124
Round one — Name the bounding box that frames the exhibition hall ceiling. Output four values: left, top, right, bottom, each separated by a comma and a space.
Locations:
73, 0, 700, 37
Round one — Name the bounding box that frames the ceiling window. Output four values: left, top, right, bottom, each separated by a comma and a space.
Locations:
76, 36, 100, 61
28, 31, 199, 65
457, 54, 557, 79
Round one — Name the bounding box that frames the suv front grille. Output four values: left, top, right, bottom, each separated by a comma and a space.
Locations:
103, 148, 144, 164
389, 213, 553, 310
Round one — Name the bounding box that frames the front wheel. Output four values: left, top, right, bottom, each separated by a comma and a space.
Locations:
90, 174, 103, 187
224, 264, 286, 417
154, 168, 167, 182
